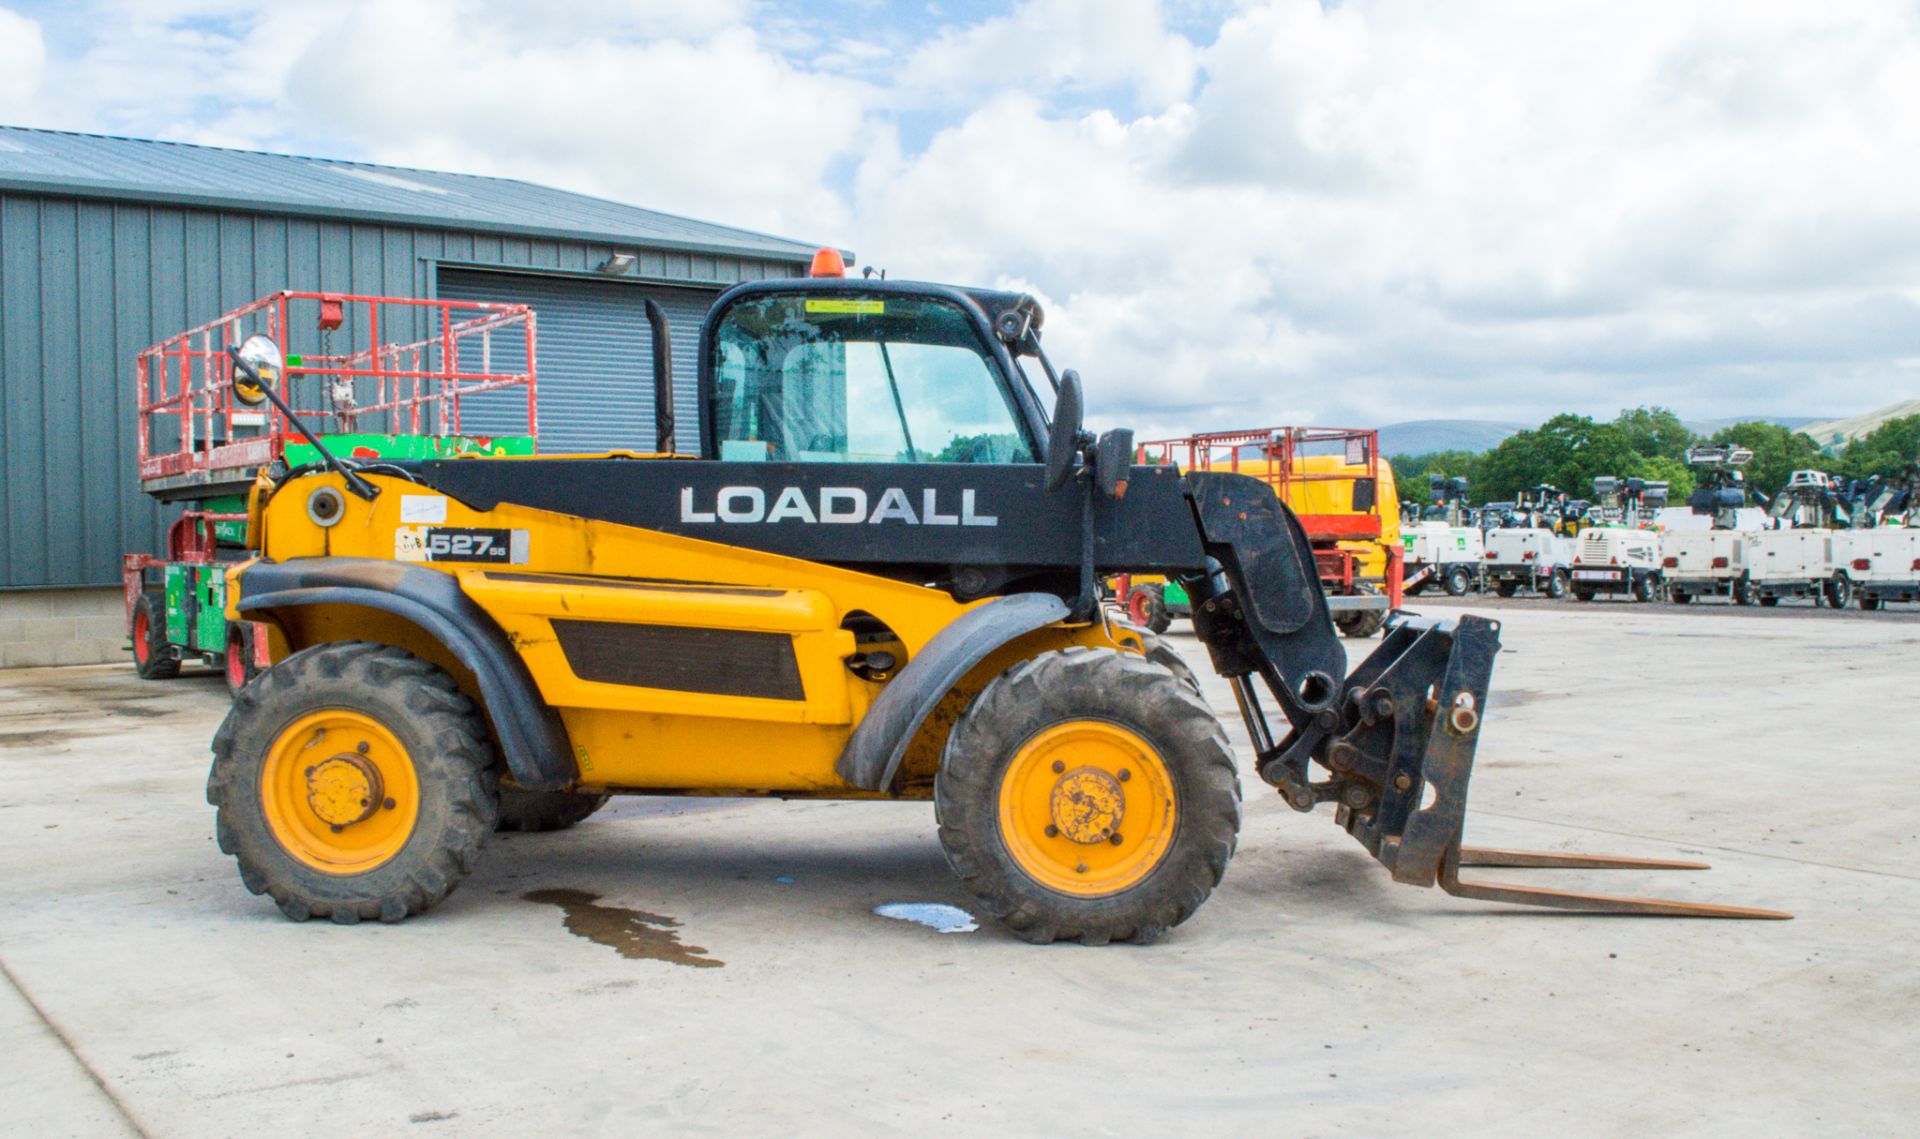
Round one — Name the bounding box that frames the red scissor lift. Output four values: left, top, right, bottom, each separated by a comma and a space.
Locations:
125, 291, 538, 689
1118, 426, 1403, 636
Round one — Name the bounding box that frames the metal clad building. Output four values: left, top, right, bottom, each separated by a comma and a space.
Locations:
0, 126, 819, 607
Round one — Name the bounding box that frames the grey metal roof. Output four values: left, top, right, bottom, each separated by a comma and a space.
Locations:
0, 125, 824, 262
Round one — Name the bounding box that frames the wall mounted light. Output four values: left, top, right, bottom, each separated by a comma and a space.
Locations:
597, 252, 637, 275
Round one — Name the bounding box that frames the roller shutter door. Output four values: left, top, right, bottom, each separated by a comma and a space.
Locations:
436, 269, 715, 454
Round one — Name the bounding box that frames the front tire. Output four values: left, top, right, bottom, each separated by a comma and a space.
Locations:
1443, 565, 1473, 596
207, 642, 499, 924
223, 623, 259, 695
1546, 570, 1569, 599
935, 648, 1240, 945
1824, 575, 1853, 610
1733, 577, 1756, 606
132, 593, 180, 680
1860, 594, 1884, 612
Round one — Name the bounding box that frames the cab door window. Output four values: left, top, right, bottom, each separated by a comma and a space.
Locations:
712, 295, 1036, 463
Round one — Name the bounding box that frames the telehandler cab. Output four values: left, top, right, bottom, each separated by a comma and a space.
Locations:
208, 256, 1785, 941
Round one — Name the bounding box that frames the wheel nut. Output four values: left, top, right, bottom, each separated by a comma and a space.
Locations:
356, 741, 370, 754
1118, 768, 1131, 782
383, 797, 396, 810
1075, 863, 1088, 874
1045, 824, 1059, 838
1052, 760, 1065, 774
1109, 833, 1123, 845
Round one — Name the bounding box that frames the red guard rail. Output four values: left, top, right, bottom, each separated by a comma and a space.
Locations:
136, 291, 536, 485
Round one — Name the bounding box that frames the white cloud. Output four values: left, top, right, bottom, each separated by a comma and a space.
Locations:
849, 0, 1920, 427
903, 0, 1200, 110
7, 0, 1920, 430
276, 3, 871, 237
0, 7, 46, 109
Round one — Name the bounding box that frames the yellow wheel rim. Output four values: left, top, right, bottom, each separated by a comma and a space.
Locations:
996, 721, 1178, 897
260, 709, 419, 875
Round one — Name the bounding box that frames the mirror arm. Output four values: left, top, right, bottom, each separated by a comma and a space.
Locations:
226, 347, 380, 501
1030, 336, 1062, 394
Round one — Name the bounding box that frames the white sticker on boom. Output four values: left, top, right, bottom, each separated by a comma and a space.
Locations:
400, 495, 448, 524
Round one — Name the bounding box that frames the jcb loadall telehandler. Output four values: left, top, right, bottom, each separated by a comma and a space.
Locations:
208, 254, 1783, 940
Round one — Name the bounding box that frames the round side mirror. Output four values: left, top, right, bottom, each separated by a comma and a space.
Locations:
231, 333, 283, 407
1045, 369, 1084, 492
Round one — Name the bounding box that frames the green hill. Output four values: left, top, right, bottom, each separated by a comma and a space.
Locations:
1798, 401, 1920, 448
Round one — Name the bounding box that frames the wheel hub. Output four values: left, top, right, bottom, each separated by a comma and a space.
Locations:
305, 754, 384, 829
1049, 766, 1125, 844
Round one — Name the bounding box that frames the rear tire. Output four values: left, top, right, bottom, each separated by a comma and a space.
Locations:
1127, 584, 1173, 634
935, 648, 1239, 946
1632, 575, 1657, 603
1546, 570, 1569, 599
207, 642, 499, 924
1334, 583, 1387, 638
1733, 577, 1756, 606
1129, 628, 1203, 695
132, 593, 180, 680
497, 788, 609, 832
1573, 589, 1595, 602
1860, 594, 1883, 612
1824, 575, 1853, 610
1670, 589, 1693, 604
1758, 594, 1780, 607
1443, 565, 1473, 596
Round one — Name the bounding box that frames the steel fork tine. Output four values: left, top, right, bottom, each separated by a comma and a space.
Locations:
1438, 846, 1792, 920
1457, 845, 1709, 871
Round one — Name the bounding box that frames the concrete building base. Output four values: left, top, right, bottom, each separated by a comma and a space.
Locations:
0, 588, 126, 669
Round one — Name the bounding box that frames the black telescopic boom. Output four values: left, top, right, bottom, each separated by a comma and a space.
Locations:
644, 299, 675, 453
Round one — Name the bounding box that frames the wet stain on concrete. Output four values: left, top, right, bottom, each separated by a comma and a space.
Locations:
524, 888, 723, 968
101, 702, 171, 719
0, 729, 99, 749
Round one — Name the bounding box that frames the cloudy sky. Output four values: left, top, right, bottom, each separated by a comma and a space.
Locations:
2, 0, 1915, 437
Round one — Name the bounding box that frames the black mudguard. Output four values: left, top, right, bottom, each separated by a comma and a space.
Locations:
234, 558, 577, 791
835, 592, 1070, 791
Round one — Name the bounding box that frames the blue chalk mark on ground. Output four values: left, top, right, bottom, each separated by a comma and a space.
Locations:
874, 903, 978, 934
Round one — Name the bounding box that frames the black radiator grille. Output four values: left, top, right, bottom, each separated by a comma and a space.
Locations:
552, 620, 805, 701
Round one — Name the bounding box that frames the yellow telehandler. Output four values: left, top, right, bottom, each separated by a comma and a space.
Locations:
207, 254, 1783, 940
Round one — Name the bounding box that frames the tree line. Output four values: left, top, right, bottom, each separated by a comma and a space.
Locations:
1390, 408, 1920, 505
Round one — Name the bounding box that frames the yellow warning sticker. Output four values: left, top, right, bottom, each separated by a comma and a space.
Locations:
805, 299, 885, 315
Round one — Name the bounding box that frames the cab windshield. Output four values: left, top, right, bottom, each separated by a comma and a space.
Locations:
710, 294, 1036, 464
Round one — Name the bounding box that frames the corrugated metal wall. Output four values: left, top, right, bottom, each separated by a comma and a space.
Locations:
0, 192, 802, 589
436, 269, 714, 453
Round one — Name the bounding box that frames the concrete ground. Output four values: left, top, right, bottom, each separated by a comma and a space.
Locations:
2, 600, 1916, 1136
